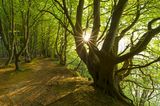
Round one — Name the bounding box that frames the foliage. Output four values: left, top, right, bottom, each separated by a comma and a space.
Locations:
0, 0, 160, 105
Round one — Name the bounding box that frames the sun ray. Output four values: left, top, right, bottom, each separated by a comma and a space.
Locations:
82, 31, 91, 43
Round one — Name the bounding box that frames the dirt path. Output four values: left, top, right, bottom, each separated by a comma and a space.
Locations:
0, 58, 89, 106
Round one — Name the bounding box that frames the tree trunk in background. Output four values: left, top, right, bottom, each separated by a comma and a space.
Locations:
14, 45, 20, 71
24, 0, 31, 63
5, 50, 14, 65
25, 46, 31, 62
24, 22, 31, 62
54, 21, 68, 66
33, 29, 38, 57
59, 28, 67, 65
0, 18, 14, 65
11, 0, 16, 68
139, 89, 148, 106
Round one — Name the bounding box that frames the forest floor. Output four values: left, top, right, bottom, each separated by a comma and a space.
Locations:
0, 58, 126, 106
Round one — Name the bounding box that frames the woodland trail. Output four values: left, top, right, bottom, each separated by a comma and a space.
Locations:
0, 58, 89, 106
0, 58, 127, 106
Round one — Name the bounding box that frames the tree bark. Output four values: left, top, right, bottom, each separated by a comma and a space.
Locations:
5, 50, 14, 65
14, 45, 20, 71
53, 0, 160, 106
87, 56, 133, 105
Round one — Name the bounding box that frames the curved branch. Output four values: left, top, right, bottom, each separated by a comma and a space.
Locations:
30, 0, 50, 28
54, 0, 75, 32
40, 10, 74, 35
124, 79, 159, 90
97, 16, 111, 45
117, 57, 160, 72
148, 17, 160, 30
117, 18, 160, 63
118, 0, 140, 40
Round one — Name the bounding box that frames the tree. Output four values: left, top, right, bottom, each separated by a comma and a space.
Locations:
0, 0, 54, 69
51, 0, 160, 105
0, 0, 159, 105
13, 0, 32, 70
0, 0, 15, 65
122, 37, 160, 106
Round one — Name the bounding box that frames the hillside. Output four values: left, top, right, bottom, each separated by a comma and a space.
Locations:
0, 58, 127, 106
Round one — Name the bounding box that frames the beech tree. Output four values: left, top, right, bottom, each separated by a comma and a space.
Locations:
50, 0, 160, 105
0, 0, 159, 105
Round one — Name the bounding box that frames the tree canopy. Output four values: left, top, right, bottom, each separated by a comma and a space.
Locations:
0, 0, 160, 105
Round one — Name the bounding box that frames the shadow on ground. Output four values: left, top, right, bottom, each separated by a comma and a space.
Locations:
0, 58, 127, 106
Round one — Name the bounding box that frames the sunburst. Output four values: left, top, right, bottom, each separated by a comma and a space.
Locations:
82, 31, 90, 42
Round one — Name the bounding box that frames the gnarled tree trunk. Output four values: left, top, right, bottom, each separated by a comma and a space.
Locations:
53, 0, 160, 105
86, 53, 132, 105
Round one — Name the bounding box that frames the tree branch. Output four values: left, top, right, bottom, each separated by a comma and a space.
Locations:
54, 0, 75, 32
124, 79, 159, 90
117, 57, 160, 73
74, 0, 88, 64
90, 0, 100, 44
30, 0, 50, 28
117, 17, 160, 63
40, 10, 74, 35
101, 0, 128, 54
118, 0, 140, 40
